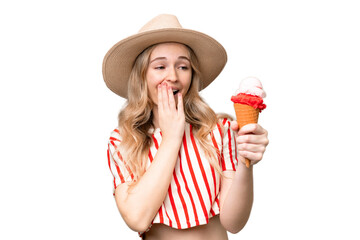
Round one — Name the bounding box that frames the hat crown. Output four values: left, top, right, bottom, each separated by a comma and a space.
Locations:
138, 14, 182, 33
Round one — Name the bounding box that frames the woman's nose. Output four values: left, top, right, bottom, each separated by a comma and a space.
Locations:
166, 67, 177, 82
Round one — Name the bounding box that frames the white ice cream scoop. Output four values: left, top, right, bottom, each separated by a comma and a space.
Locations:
235, 77, 266, 98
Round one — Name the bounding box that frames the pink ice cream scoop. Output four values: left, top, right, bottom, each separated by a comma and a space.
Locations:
235, 77, 267, 98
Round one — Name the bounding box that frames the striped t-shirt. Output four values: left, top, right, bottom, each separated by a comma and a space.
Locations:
107, 118, 238, 231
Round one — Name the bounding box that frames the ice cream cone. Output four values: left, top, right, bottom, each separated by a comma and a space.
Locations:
231, 77, 266, 168
234, 103, 260, 168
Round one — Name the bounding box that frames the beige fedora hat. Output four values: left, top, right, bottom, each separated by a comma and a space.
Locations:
102, 14, 227, 98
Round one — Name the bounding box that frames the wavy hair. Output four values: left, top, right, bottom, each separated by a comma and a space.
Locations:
116, 43, 230, 185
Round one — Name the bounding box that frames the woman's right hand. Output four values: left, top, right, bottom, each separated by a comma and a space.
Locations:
157, 82, 185, 142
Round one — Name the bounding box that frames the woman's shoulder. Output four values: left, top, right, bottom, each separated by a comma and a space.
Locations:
109, 127, 122, 143
216, 113, 234, 127
209, 113, 234, 138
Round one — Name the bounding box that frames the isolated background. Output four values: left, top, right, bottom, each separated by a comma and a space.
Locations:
1, 0, 359, 239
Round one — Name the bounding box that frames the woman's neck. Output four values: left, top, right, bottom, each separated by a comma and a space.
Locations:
152, 107, 160, 129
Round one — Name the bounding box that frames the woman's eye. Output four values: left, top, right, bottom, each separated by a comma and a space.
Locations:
155, 66, 165, 70
179, 66, 188, 70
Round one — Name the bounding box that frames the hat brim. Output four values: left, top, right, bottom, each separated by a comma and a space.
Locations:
102, 28, 227, 98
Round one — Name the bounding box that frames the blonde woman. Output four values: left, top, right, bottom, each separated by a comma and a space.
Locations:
103, 14, 269, 240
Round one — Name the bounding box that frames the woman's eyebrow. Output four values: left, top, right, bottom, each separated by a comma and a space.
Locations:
150, 56, 190, 64
150, 57, 166, 63
178, 56, 190, 62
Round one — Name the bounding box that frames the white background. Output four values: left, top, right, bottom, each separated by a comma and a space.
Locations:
1, 0, 359, 239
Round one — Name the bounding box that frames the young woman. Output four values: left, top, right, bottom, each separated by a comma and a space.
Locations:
103, 14, 269, 240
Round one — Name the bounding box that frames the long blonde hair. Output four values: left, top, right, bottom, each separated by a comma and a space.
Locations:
116, 43, 228, 184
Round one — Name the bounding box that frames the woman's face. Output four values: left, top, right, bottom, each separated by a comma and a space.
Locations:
146, 43, 192, 105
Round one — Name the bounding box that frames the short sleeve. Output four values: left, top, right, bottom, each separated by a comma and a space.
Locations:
219, 119, 238, 171
107, 128, 133, 194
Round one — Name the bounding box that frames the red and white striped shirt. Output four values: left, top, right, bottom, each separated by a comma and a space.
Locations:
107, 118, 238, 232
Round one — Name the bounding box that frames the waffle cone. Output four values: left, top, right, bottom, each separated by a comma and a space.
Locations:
234, 103, 260, 168
234, 103, 260, 128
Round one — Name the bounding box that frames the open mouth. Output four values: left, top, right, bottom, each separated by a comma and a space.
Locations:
173, 90, 180, 95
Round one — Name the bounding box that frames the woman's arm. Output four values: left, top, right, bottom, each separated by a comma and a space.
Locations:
114, 84, 185, 232
114, 138, 181, 232
219, 122, 268, 233
219, 166, 254, 233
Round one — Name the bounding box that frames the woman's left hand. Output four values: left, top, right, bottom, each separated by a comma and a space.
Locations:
230, 122, 269, 166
